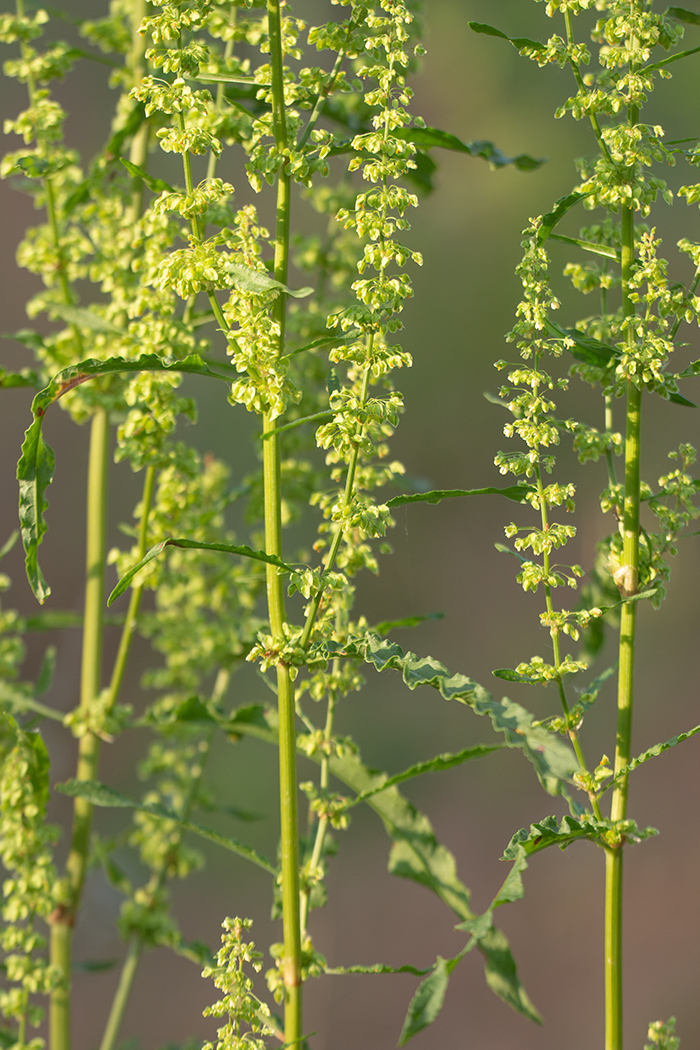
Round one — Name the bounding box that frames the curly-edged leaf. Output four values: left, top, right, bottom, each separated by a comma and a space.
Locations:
468, 21, 545, 51
667, 5, 700, 23
399, 956, 451, 1045
548, 232, 620, 261
17, 417, 54, 603
387, 485, 535, 508
56, 779, 276, 874
543, 317, 618, 368
325, 962, 431, 977
537, 191, 591, 244
603, 721, 700, 793
15, 155, 51, 178
224, 703, 539, 1023
350, 633, 577, 797
225, 261, 312, 299
108, 537, 295, 605
393, 125, 544, 172
373, 611, 444, 633
344, 743, 505, 809
119, 157, 176, 194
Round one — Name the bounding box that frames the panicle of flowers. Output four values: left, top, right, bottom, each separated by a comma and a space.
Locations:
202, 918, 275, 1050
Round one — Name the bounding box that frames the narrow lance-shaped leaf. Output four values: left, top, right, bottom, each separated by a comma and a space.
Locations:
343, 743, 505, 810
667, 6, 700, 25
56, 779, 276, 874
108, 537, 297, 606
537, 190, 591, 244
467, 21, 546, 52
17, 354, 233, 602
392, 125, 544, 172
601, 721, 700, 795
119, 157, 177, 194
387, 485, 535, 508
221, 702, 540, 1025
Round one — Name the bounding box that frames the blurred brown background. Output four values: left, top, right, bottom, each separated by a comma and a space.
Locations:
2, 2, 700, 1048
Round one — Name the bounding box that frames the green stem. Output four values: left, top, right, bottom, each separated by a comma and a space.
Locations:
49, 407, 109, 1050
267, 2, 302, 1044
605, 114, 641, 1049
103, 464, 156, 714
98, 938, 141, 1050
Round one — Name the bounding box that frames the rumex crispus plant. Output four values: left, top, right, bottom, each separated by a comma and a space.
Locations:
0, 2, 549, 1049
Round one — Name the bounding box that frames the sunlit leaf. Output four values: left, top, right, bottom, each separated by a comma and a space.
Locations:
398, 957, 450, 1045
108, 537, 295, 606
387, 485, 534, 508
467, 21, 545, 51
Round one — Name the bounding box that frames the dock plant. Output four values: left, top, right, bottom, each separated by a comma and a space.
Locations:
2, 1, 700, 1049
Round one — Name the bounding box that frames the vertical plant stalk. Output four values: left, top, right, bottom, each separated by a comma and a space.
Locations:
50, 407, 109, 1050
266, 2, 302, 1044
605, 128, 641, 1050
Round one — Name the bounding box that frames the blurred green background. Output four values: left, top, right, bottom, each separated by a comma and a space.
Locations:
2, 2, 700, 1048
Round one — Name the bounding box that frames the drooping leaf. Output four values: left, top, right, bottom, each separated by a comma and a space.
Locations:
56, 779, 276, 874
119, 157, 177, 194
17, 354, 233, 600
537, 191, 591, 244
393, 126, 544, 172
225, 261, 312, 299
398, 956, 451, 1045
387, 485, 535, 508
108, 537, 295, 606
17, 417, 54, 603
467, 21, 546, 52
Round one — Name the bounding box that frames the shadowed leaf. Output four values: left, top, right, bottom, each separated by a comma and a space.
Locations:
56, 779, 276, 874
387, 485, 534, 508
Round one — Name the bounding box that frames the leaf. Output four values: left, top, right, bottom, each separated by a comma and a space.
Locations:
325, 963, 430, 976
543, 317, 618, 368
548, 232, 620, 261
225, 703, 539, 1024
17, 354, 233, 600
15, 155, 51, 178
344, 743, 506, 809
492, 668, 539, 684
0, 531, 19, 562
73, 959, 118, 973
537, 191, 591, 244
467, 21, 546, 52
108, 537, 295, 605
120, 157, 176, 194
56, 779, 276, 874
224, 261, 312, 299
351, 633, 577, 797
36, 645, 57, 696
373, 611, 445, 633
643, 42, 700, 72
17, 417, 55, 603
0, 367, 39, 389
261, 410, 333, 439
48, 303, 123, 334
603, 721, 700, 792
494, 541, 527, 564
24, 729, 51, 810
667, 6, 700, 24
387, 485, 535, 508
398, 956, 451, 1045
393, 126, 544, 172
